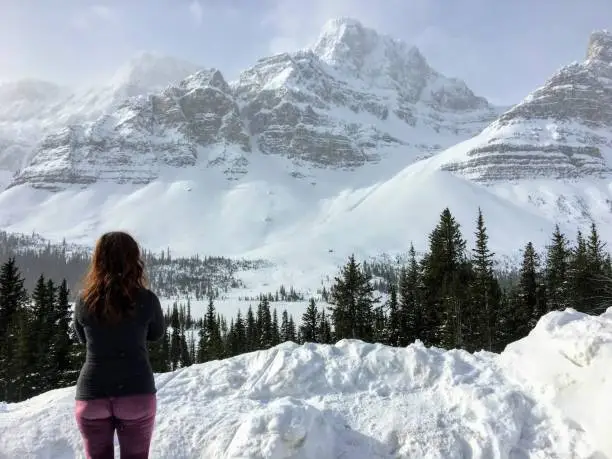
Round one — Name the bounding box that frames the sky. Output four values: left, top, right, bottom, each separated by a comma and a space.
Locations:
0, 0, 610, 105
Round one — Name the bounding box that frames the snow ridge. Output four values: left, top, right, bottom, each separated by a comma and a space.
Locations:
2, 308, 611, 458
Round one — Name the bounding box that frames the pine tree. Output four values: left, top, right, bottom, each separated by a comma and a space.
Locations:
521, 242, 546, 327
300, 298, 318, 343
568, 231, 591, 312
0, 257, 27, 338
545, 225, 570, 312
272, 309, 280, 346
280, 310, 292, 342
398, 245, 422, 346
328, 254, 379, 341
245, 306, 257, 351
470, 208, 502, 351
317, 308, 333, 344
257, 297, 273, 349
169, 304, 183, 370
287, 316, 297, 343
385, 285, 401, 346
584, 223, 609, 313
198, 297, 223, 362
14, 275, 52, 399
420, 208, 471, 349
0, 257, 28, 400
230, 310, 246, 356
50, 279, 73, 387
373, 304, 387, 343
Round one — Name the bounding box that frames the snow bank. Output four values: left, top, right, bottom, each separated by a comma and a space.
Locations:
2, 309, 611, 458
500, 307, 612, 458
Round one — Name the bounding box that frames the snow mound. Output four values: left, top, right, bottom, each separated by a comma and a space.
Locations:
500, 307, 612, 458
3, 310, 612, 458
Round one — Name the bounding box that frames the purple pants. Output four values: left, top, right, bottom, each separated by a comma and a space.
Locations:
75, 393, 156, 459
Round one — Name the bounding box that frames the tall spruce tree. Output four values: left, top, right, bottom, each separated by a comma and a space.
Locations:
584, 223, 610, 313
245, 306, 257, 351
199, 297, 223, 362
287, 316, 297, 343
280, 310, 293, 342
568, 231, 591, 313
230, 310, 247, 355
470, 208, 502, 351
257, 297, 273, 349
420, 208, 471, 349
300, 298, 318, 343
398, 245, 422, 346
328, 254, 379, 341
545, 225, 570, 312
385, 285, 401, 346
272, 309, 280, 346
317, 308, 333, 344
0, 257, 28, 401
169, 304, 183, 370
521, 242, 546, 327
50, 279, 73, 387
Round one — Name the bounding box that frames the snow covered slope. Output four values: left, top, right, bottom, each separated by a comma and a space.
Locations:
0, 152, 563, 282
2, 307, 611, 458
399, 30, 612, 235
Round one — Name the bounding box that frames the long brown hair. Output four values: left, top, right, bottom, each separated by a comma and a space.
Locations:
82, 231, 147, 323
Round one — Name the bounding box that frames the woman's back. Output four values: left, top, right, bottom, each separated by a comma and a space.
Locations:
72, 231, 165, 459
74, 287, 165, 400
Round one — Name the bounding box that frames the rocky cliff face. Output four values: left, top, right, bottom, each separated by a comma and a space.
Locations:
0, 52, 203, 177
11, 70, 251, 190
440, 30, 612, 182
7, 18, 498, 190
233, 18, 495, 168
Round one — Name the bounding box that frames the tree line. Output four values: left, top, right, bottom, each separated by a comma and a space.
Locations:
323, 207, 611, 352
147, 297, 304, 372
1, 206, 610, 403
0, 259, 74, 402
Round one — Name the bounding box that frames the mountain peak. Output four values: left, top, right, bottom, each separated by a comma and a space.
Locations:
587, 30, 612, 63
310, 17, 431, 90
312, 17, 415, 65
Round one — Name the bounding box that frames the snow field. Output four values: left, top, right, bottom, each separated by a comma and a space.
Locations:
3, 308, 612, 458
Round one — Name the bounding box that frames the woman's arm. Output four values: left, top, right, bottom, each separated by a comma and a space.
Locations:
147, 291, 166, 341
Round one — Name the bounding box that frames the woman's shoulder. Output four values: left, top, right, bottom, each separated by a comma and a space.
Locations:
139, 287, 160, 306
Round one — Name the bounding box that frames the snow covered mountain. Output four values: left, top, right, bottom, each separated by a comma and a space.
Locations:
0, 24, 611, 287
0, 52, 203, 180
5, 18, 498, 190
2, 307, 612, 458
397, 30, 612, 232
439, 30, 612, 182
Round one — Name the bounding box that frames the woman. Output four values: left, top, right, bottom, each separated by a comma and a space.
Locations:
72, 231, 165, 459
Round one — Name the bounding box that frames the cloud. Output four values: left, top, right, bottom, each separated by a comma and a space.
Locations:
189, 0, 204, 26
71, 4, 119, 30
